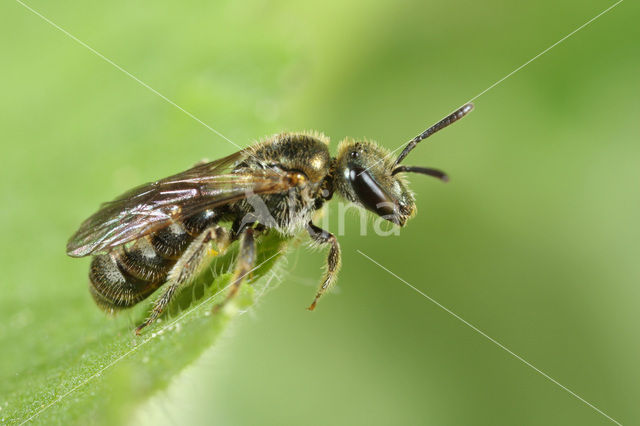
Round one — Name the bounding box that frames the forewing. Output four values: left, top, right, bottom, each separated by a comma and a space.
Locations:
67, 151, 291, 257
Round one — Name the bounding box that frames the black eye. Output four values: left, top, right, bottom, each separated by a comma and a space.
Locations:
350, 151, 359, 159
348, 166, 395, 217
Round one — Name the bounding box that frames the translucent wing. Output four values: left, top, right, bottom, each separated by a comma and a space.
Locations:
67, 151, 294, 257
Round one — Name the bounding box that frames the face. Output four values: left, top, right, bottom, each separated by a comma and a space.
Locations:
331, 104, 473, 227
334, 140, 416, 226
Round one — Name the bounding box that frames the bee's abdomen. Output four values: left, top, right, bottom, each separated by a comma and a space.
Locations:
89, 229, 186, 310
89, 251, 167, 310
88, 212, 219, 311
117, 240, 175, 282
151, 222, 193, 259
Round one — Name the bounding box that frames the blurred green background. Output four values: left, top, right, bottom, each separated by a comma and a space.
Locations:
1, 0, 639, 424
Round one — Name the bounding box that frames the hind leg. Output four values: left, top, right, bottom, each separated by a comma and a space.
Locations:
135, 226, 230, 334
212, 227, 256, 313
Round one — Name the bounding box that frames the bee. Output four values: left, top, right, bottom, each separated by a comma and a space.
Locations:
67, 103, 474, 334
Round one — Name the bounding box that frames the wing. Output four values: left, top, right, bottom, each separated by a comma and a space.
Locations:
67, 151, 295, 257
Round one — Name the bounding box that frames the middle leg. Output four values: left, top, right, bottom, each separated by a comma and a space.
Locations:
212, 227, 257, 313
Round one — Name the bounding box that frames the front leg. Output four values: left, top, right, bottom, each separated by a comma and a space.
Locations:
307, 221, 341, 311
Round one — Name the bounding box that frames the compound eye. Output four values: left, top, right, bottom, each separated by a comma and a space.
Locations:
347, 166, 395, 217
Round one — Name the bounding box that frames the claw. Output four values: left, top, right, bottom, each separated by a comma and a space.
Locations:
134, 323, 146, 335
307, 299, 318, 311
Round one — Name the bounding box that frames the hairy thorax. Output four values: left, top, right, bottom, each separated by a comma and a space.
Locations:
230, 132, 334, 235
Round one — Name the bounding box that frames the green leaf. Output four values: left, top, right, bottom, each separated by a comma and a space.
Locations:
2, 232, 289, 425
0, 2, 307, 423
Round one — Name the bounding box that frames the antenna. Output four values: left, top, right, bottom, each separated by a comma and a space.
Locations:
394, 103, 474, 166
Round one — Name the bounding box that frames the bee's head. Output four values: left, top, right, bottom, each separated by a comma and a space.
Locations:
333, 103, 473, 227
334, 140, 416, 226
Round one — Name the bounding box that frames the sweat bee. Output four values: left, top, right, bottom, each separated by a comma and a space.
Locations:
67, 104, 474, 334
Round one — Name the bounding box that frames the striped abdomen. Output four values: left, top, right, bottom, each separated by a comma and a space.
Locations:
88, 210, 218, 311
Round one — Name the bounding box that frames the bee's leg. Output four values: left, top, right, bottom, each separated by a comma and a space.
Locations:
306, 222, 341, 311
135, 226, 230, 335
212, 228, 256, 313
